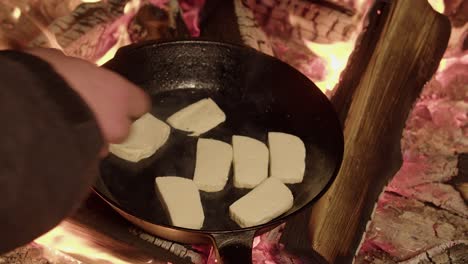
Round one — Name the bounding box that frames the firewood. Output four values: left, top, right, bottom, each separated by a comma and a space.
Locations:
30, 1, 125, 50
399, 242, 468, 264
234, 0, 274, 55
200, 0, 274, 55
246, 0, 357, 44
279, 0, 451, 262
355, 193, 468, 263
29, 1, 187, 61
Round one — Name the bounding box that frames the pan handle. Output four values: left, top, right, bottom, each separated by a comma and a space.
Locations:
211, 230, 256, 264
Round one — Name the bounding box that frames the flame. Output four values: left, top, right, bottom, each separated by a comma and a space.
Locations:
355, 0, 370, 11
95, 0, 141, 65
40, 27, 64, 51
16, 7, 64, 51
11, 7, 22, 21
437, 58, 450, 73
427, 0, 445, 13
124, 0, 142, 14
95, 24, 131, 66
35, 221, 133, 264
304, 39, 356, 91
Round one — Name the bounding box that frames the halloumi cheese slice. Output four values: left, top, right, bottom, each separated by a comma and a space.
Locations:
268, 132, 306, 184
109, 113, 171, 162
193, 138, 233, 192
229, 177, 293, 228
166, 98, 226, 136
232, 135, 269, 188
155, 177, 205, 229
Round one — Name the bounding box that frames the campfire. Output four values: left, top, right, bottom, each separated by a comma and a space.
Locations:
0, 0, 466, 263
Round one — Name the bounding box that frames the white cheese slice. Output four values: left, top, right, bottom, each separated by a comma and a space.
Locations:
155, 176, 205, 229
232, 135, 269, 188
229, 177, 293, 228
268, 132, 306, 184
166, 98, 226, 136
109, 113, 170, 162
193, 138, 233, 192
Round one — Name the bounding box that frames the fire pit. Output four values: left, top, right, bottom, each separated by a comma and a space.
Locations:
0, 0, 466, 263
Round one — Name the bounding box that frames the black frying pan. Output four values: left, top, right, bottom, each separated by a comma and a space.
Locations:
94, 40, 343, 264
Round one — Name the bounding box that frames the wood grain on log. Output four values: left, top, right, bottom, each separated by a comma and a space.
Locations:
302, 0, 451, 262
30, 1, 124, 49
302, 0, 357, 14
356, 24, 468, 260
399, 242, 468, 264
200, 0, 274, 55
234, 0, 274, 55
246, 0, 357, 44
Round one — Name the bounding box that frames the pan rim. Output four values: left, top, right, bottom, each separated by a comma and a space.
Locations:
94, 39, 344, 234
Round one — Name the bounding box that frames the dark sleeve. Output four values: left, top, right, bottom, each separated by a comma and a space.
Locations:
0, 51, 103, 253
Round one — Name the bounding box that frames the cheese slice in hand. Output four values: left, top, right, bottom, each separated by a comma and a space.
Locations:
109, 113, 170, 162
232, 135, 269, 188
155, 177, 205, 229
268, 132, 306, 184
166, 98, 226, 136
193, 138, 233, 192
229, 177, 293, 228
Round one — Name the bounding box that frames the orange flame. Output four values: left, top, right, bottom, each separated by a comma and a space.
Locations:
303, 0, 445, 92
95, 25, 131, 66
427, 0, 445, 13
95, 0, 141, 66
304, 39, 357, 92
35, 221, 137, 264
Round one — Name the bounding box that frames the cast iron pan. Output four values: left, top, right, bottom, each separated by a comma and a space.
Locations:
94, 40, 343, 263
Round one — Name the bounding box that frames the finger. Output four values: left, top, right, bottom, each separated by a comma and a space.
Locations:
103, 115, 132, 144
127, 85, 151, 119
99, 69, 151, 120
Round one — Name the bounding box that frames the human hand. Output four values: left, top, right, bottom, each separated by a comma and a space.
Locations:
26, 48, 150, 154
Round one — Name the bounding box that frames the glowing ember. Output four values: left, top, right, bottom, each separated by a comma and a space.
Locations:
304, 39, 357, 91
35, 221, 133, 264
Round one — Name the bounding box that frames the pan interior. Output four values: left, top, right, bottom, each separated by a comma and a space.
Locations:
99, 41, 343, 232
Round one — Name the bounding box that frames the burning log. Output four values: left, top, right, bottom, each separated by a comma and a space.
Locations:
25, 0, 187, 62
31, 1, 125, 50
0, 0, 89, 47
129, 2, 190, 42
280, 0, 451, 262
244, 0, 359, 44
355, 5, 468, 259
200, 0, 365, 91
400, 242, 468, 264
200, 0, 274, 55
355, 193, 468, 263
